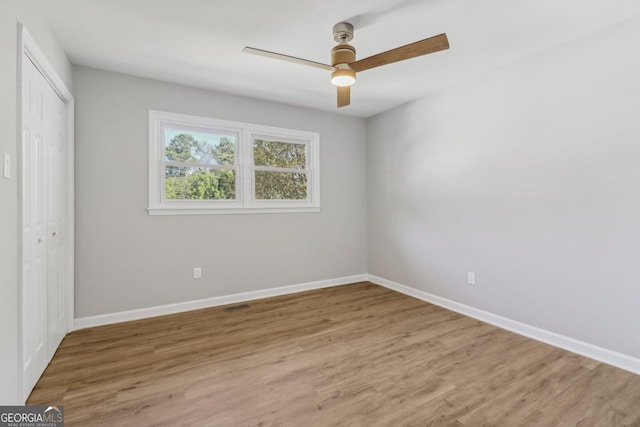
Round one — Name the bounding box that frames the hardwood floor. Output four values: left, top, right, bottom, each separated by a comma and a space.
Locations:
28, 282, 640, 426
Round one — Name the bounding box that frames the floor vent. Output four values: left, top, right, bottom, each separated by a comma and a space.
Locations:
224, 304, 250, 312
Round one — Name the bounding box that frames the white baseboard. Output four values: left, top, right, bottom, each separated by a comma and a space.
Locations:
367, 274, 640, 376
74, 274, 368, 330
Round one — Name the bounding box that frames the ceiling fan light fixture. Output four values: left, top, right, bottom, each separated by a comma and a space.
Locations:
331, 68, 356, 87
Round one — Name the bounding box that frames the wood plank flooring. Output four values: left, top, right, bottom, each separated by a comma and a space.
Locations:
28, 282, 640, 426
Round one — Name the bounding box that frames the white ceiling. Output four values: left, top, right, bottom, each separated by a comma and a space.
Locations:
36, 0, 640, 118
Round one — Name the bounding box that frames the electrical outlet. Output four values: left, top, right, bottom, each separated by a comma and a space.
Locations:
467, 272, 476, 285
193, 267, 202, 279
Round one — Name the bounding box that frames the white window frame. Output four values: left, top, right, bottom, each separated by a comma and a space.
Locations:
148, 110, 320, 215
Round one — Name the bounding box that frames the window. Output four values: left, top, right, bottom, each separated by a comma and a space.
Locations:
163, 127, 238, 202
148, 110, 320, 215
252, 136, 309, 201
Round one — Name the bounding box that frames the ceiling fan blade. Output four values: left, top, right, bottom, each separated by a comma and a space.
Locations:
337, 86, 351, 108
350, 33, 449, 73
243, 47, 336, 71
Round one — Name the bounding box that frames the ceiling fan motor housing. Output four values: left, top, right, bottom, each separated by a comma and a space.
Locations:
331, 43, 356, 86
331, 43, 356, 66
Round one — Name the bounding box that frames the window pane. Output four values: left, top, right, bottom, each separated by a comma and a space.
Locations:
165, 167, 235, 200
255, 171, 307, 200
253, 139, 306, 169
164, 129, 235, 165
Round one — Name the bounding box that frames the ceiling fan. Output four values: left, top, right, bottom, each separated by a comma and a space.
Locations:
243, 22, 449, 108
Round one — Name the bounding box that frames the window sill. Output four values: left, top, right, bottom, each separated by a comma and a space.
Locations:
147, 206, 321, 216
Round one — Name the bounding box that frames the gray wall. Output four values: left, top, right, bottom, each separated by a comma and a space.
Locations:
73, 66, 368, 318
0, 0, 72, 405
367, 15, 640, 359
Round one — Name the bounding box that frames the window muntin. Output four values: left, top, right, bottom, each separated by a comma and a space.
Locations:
148, 111, 320, 215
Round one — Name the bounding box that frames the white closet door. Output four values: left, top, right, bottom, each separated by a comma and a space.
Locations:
22, 52, 69, 399
22, 53, 49, 398
46, 79, 68, 360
